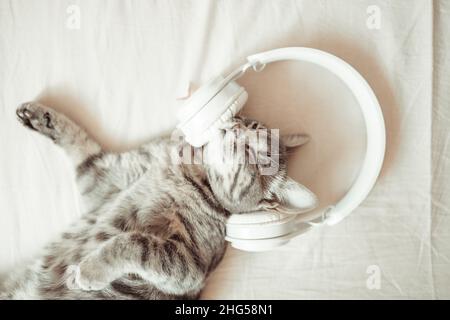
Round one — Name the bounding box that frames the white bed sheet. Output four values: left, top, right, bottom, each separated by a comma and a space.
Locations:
0, 0, 449, 299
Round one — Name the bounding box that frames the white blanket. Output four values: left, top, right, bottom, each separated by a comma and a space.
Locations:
1, 0, 449, 299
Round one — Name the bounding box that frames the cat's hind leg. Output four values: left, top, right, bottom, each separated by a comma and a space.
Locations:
16, 102, 101, 166
66, 232, 205, 296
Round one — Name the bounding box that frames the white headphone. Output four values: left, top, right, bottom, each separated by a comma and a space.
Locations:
177, 47, 386, 252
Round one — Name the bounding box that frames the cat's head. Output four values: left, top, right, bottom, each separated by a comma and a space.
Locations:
203, 116, 318, 214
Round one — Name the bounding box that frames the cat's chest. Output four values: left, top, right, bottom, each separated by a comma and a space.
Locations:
79, 161, 174, 214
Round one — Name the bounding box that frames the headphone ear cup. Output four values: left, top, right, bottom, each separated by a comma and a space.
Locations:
214, 89, 248, 126
198, 89, 248, 146
226, 211, 299, 240
229, 89, 248, 116
178, 81, 248, 147
176, 76, 226, 124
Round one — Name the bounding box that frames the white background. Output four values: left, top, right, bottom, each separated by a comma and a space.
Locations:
0, 0, 449, 299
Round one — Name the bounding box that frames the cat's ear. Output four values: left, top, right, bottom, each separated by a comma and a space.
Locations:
260, 177, 318, 214
281, 134, 310, 150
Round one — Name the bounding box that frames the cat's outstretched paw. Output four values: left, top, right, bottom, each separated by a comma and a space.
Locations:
16, 102, 60, 141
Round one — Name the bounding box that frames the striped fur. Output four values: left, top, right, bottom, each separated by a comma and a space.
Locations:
3, 102, 312, 300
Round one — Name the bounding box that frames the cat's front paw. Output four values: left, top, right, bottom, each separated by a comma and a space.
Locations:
66, 262, 110, 292
16, 102, 58, 140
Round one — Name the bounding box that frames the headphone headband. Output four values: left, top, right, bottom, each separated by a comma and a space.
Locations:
230, 47, 385, 226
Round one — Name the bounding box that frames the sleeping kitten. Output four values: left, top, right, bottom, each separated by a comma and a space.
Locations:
1, 101, 316, 299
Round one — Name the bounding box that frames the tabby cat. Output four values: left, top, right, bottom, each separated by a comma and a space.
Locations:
1, 101, 317, 299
